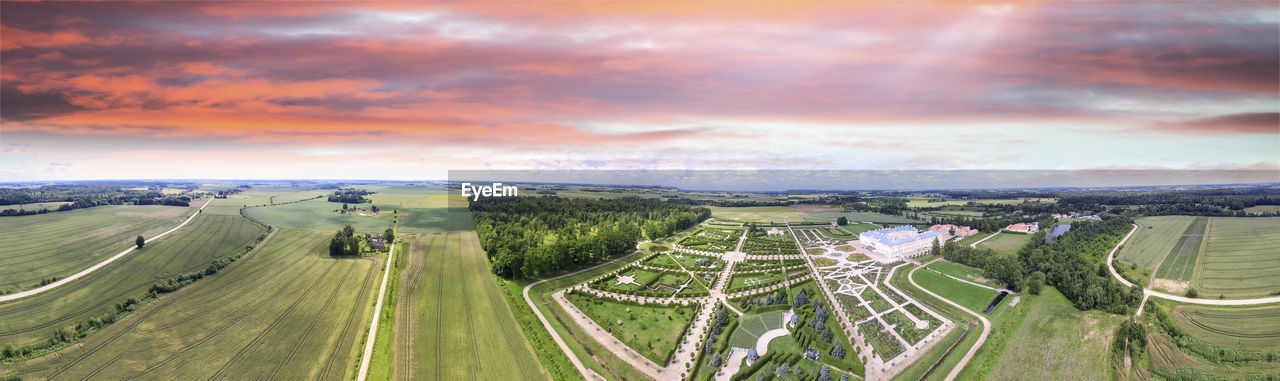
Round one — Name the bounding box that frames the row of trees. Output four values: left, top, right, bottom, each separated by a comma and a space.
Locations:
327, 188, 373, 204
943, 217, 1144, 313
472, 196, 710, 279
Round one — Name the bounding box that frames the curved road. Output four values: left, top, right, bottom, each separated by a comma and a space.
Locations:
0, 200, 212, 303
908, 258, 990, 381
1106, 223, 1280, 306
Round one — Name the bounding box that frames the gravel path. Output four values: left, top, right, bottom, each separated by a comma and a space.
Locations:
0, 200, 211, 302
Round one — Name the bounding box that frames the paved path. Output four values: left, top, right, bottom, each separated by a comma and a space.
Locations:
909, 258, 989, 381
755, 328, 790, 354
1106, 223, 1280, 306
968, 231, 999, 248
0, 200, 212, 302
356, 239, 398, 381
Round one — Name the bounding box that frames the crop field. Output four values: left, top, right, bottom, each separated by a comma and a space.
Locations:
977, 232, 1031, 256
244, 196, 473, 234
983, 287, 1118, 381
912, 269, 998, 313
3, 228, 375, 380
1154, 217, 1207, 283
0, 205, 193, 292
0, 213, 267, 347
1117, 216, 1195, 270
1169, 304, 1280, 349
388, 232, 547, 380
1191, 217, 1280, 298
565, 292, 696, 365
727, 310, 787, 349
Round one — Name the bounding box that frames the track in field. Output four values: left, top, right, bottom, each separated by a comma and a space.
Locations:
1154, 217, 1207, 282
393, 234, 431, 380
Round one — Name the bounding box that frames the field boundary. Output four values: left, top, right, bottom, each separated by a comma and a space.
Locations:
1107, 223, 1280, 307
0, 200, 211, 302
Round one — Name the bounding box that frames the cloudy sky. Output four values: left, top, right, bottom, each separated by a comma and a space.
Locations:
2, 1, 1278, 181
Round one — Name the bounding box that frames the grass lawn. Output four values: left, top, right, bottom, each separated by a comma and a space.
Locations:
978, 287, 1120, 381
0, 213, 266, 347
955, 231, 994, 246
565, 292, 696, 365
977, 233, 1031, 256
912, 267, 999, 313
1191, 217, 1280, 298
926, 260, 1002, 289
0, 204, 194, 292
1116, 216, 1195, 270
2, 228, 373, 380
841, 223, 881, 235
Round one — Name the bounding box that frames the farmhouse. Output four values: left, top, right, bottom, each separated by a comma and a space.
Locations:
1004, 222, 1039, 233
928, 224, 978, 237
767, 227, 784, 236
859, 225, 940, 257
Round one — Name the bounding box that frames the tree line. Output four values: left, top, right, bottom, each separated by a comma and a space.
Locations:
471, 196, 710, 279
943, 217, 1143, 314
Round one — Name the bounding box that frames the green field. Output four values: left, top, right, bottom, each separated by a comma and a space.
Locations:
912, 267, 999, 313
244, 197, 472, 233
1170, 304, 1280, 350
0, 205, 193, 292
926, 260, 1002, 289
0, 213, 267, 347
381, 232, 548, 380
1, 228, 374, 380
1154, 216, 1207, 283
981, 287, 1119, 381
1117, 216, 1195, 270
977, 232, 1031, 256
566, 291, 696, 365
1244, 205, 1280, 215
1191, 217, 1280, 298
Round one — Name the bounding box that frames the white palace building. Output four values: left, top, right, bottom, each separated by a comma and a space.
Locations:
859, 225, 941, 258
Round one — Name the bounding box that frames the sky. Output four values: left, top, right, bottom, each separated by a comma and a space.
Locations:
1, 1, 1278, 182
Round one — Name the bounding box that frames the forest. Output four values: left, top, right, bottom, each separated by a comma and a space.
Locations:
471, 196, 710, 279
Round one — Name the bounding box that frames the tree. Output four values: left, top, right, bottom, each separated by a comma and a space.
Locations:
135, 235, 145, 248
931, 238, 941, 256
711, 352, 722, 367
818, 365, 831, 381
371, 205, 379, 213
384, 228, 395, 244
1028, 271, 1045, 295
1186, 288, 1199, 298
342, 203, 349, 210
831, 342, 846, 359
836, 216, 848, 226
